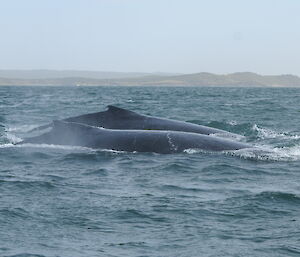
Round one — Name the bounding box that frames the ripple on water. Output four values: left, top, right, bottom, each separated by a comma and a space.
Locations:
0, 180, 56, 191
209, 191, 300, 219
3, 254, 46, 257
1, 86, 300, 257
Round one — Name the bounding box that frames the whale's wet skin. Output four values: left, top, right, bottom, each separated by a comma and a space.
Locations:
1, 86, 300, 257
31, 105, 238, 136
22, 105, 250, 153
21, 120, 251, 153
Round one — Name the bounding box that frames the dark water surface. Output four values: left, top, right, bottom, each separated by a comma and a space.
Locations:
1, 86, 300, 257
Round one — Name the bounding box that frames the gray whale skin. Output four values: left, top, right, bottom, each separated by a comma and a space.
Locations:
32, 105, 236, 136
21, 120, 251, 154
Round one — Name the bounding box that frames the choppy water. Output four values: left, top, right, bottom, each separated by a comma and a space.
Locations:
1, 86, 300, 257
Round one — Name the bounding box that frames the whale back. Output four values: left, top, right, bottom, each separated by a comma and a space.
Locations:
23, 120, 100, 146
20, 120, 251, 153
64, 105, 143, 128
30, 105, 234, 136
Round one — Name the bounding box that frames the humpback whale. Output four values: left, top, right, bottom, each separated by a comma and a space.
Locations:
21, 120, 251, 153
32, 105, 236, 136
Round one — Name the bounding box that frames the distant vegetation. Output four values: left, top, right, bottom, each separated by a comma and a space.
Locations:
1, 70, 300, 87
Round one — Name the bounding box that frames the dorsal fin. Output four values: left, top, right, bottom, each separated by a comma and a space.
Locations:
106, 105, 138, 117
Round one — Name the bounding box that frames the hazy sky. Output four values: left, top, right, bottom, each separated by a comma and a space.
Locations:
0, 0, 300, 74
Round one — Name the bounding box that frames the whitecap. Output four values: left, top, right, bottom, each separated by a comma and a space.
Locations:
7, 143, 128, 154
211, 132, 245, 141
5, 132, 22, 144
6, 124, 39, 133
228, 120, 237, 126
230, 144, 300, 162
183, 148, 224, 155
0, 143, 14, 148
252, 124, 300, 140
13, 143, 94, 151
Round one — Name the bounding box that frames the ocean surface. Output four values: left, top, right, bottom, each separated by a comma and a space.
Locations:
1, 86, 300, 257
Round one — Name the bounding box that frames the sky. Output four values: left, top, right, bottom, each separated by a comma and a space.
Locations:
0, 0, 300, 75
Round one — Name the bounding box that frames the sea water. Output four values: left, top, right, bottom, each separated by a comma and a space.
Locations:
1, 86, 300, 257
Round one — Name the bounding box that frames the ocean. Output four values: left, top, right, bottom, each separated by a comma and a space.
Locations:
1, 86, 300, 257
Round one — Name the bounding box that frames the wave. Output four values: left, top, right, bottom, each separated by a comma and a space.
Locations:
216, 191, 300, 218
9, 143, 299, 162
230, 145, 300, 162
207, 121, 300, 142
0, 142, 128, 156
7, 122, 298, 141
211, 132, 245, 141
6, 125, 40, 133
2, 139, 300, 161
188, 122, 300, 161
252, 124, 300, 140
183, 143, 300, 162
206, 120, 252, 136
4, 133, 22, 144
160, 184, 207, 193
254, 191, 300, 203
2, 121, 300, 161
113, 208, 169, 223
0, 143, 15, 149
227, 191, 300, 212
0, 179, 55, 190
183, 148, 224, 155
3, 254, 46, 257
0, 207, 30, 220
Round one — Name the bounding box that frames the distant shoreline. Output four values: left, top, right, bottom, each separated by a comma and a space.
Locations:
1, 70, 300, 87
1, 84, 300, 88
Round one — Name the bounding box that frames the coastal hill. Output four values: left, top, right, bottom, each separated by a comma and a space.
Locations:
0, 70, 300, 87
0, 70, 179, 80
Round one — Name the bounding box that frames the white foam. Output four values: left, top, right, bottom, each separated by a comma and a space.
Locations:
6, 124, 39, 133
228, 120, 237, 126
231, 145, 300, 162
272, 145, 300, 161
4, 142, 128, 154
0, 143, 14, 148
183, 143, 300, 162
14, 143, 94, 151
183, 148, 223, 155
183, 148, 202, 154
252, 124, 300, 140
5, 132, 22, 144
99, 149, 128, 154
212, 132, 245, 141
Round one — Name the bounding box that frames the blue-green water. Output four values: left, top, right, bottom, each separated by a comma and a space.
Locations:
1, 86, 300, 257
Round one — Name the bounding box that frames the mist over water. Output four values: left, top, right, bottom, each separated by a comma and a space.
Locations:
1, 86, 300, 256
